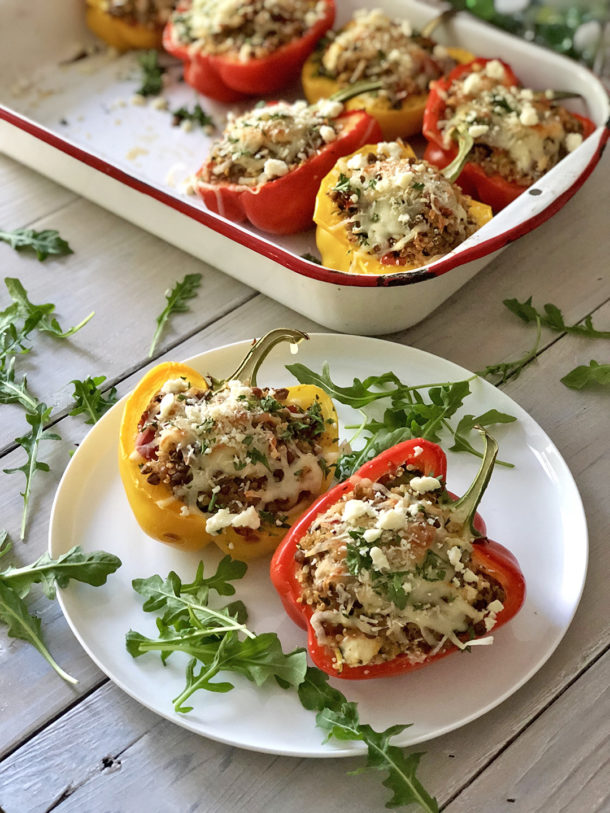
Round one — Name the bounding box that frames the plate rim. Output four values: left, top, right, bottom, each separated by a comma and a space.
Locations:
48, 333, 589, 757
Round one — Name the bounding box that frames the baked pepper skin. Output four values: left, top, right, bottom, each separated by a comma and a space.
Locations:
301, 44, 474, 141
422, 58, 597, 211
313, 142, 493, 275
196, 109, 383, 235
162, 0, 335, 102
86, 0, 164, 51
119, 331, 339, 559
270, 436, 526, 680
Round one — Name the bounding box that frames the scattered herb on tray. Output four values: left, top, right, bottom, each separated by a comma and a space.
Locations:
0, 228, 73, 261
301, 252, 322, 265
286, 362, 517, 478
171, 103, 215, 130
136, 50, 165, 97
0, 357, 40, 412
149, 273, 202, 358
0, 532, 121, 682
69, 375, 118, 424
1, 278, 94, 343
560, 360, 610, 390
504, 297, 610, 339
127, 557, 437, 811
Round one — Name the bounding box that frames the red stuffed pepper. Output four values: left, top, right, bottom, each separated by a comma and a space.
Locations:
270, 430, 525, 680
163, 0, 335, 102
196, 97, 383, 234
422, 57, 596, 211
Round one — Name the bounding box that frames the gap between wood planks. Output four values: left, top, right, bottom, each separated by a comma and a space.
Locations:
439, 642, 610, 811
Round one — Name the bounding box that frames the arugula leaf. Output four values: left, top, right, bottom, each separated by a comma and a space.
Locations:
504, 297, 610, 339
449, 410, 516, 466
0, 546, 121, 599
3, 403, 60, 540
149, 273, 202, 357
171, 103, 215, 129
136, 50, 165, 97
0, 228, 73, 261
3, 278, 94, 339
69, 375, 118, 424
128, 557, 306, 713
0, 546, 121, 683
477, 317, 541, 385
299, 668, 438, 812
288, 362, 515, 479
560, 360, 610, 390
0, 356, 40, 411
0, 582, 78, 684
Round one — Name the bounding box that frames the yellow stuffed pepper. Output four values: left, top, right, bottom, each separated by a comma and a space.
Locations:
301, 8, 474, 140
85, 0, 174, 51
119, 329, 339, 560
314, 140, 492, 276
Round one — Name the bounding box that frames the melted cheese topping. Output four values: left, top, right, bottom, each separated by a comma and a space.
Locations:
172, 0, 327, 60
318, 8, 454, 105
137, 378, 330, 530
329, 143, 477, 264
201, 99, 344, 186
296, 473, 505, 669
441, 60, 585, 181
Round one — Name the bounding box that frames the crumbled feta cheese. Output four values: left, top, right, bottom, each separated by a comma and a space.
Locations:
161, 378, 189, 395
263, 158, 289, 178
565, 132, 583, 152
463, 568, 478, 584
378, 508, 406, 530
519, 105, 539, 126
319, 125, 336, 143
410, 476, 441, 493
316, 99, 343, 118
157, 393, 175, 421
488, 599, 505, 614
484, 59, 506, 80
469, 123, 490, 138
462, 71, 483, 96
343, 499, 376, 525
370, 546, 390, 571
447, 546, 465, 572
363, 527, 383, 543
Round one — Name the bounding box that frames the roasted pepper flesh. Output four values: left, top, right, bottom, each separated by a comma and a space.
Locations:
270, 433, 526, 680
119, 330, 339, 559
314, 141, 493, 275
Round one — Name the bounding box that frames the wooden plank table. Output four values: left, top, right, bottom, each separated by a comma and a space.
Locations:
0, 148, 608, 813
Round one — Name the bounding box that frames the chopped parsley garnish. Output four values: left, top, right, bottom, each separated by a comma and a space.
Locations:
417, 550, 447, 582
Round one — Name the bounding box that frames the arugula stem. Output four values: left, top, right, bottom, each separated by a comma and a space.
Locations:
153, 587, 255, 637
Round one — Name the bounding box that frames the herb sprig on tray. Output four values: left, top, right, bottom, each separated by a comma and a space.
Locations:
136, 50, 165, 97
286, 362, 516, 478
127, 557, 437, 811
70, 376, 118, 424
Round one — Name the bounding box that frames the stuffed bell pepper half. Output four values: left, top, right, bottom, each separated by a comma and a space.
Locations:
313, 140, 492, 275
196, 93, 383, 234
86, 0, 175, 50
270, 430, 526, 679
163, 0, 335, 101
422, 57, 596, 211
301, 8, 474, 140
119, 329, 339, 559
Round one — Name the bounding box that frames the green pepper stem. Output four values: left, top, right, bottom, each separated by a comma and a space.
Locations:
329, 79, 383, 104
442, 127, 474, 184
536, 89, 582, 101
216, 328, 309, 388
450, 426, 498, 536
421, 8, 457, 39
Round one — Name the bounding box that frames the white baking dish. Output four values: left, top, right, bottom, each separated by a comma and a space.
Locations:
0, 0, 608, 334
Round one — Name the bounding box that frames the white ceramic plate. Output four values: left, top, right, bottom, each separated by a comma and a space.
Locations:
49, 335, 588, 757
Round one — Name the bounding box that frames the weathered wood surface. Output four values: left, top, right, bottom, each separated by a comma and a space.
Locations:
0, 145, 608, 813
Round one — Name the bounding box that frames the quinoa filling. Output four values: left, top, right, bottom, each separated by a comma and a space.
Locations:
201, 99, 345, 187
316, 8, 456, 108
329, 142, 480, 266
295, 465, 505, 671
102, 0, 175, 27
134, 376, 332, 536
171, 0, 328, 61
439, 59, 585, 185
